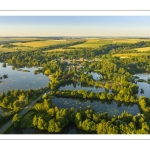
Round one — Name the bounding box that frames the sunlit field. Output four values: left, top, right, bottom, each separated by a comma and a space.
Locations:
126, 46, 150, 52
0, 38, 79, 52
113, 53, 150, 58
1, 38, 150, 52
13, 39, 76, 48
71, 38, 150, 48
113, 38, 150, 44
71, 39, 113, 48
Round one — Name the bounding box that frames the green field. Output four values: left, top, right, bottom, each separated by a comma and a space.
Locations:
71, 38, 150, 48
0, 39, 78, 52
13, 39, 71, 48
71, 39, 113, 48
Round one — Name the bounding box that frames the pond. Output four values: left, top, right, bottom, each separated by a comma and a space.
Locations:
134, 73, 150, 98
0, 62, 49, 116
0, 62, 49, 94
85, 71, 101, 80
59, 83, 111, 93
51, 97, 140, 116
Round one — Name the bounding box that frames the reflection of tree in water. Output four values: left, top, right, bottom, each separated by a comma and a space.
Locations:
73, 83, 76, 88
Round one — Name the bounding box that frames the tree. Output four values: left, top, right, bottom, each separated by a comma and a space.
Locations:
37, 116, 47, 130
32, 115, 38, 127
12, 113, 20, 127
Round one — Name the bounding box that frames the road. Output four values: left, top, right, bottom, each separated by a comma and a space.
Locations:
0, 91, 49, 134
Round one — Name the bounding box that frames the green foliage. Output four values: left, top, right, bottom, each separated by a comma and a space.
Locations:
12, 113, 20, 127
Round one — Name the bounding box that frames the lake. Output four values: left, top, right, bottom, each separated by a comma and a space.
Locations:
0, 62, 49, 116
51, 97, 140, 116
0, 62, 49, 94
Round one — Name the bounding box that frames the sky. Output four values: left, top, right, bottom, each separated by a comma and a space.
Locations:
1, 16, 150, 37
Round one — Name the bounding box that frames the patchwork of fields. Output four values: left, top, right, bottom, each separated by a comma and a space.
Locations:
0, 38, 79, 52
1, 37, 150, 53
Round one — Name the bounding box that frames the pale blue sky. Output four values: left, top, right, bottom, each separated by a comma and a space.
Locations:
0, 16, 150, 37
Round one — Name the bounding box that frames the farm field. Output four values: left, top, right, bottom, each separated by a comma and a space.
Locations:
70, 38, 150, 48
71, 39, 113, 48
113, 53, 150, 58
112, 38, 150, 44
0, 37, 39, 45
12, 39, 72, 48
0, 45, 36, 52
44, 48, 75, 52
126, 46, 150, 52
0, 38, 79, 52
1, 37, 150, 52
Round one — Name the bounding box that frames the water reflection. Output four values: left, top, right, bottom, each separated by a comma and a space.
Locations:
59, 83, 111, 93
9, 124, 88, 134
134, 73, 150, 98
51, 97, 140, 116
0, 63, 49, 94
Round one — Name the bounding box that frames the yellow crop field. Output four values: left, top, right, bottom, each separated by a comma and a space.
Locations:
0, 45, 36, 52
113, 53, 150, 58
44, 48, 76, 52
71, 38, 150, 48
71, 39, 113, 48
112, 38, 150, 44
127, 47, 150, 52
13, 39, 72, 48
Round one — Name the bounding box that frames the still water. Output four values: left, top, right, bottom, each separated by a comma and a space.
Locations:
0, 63, 49, 94
0, 62, 49, 116
59, 82, 111, 93
134, 73, 150, 98
51, 97, 140, 116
